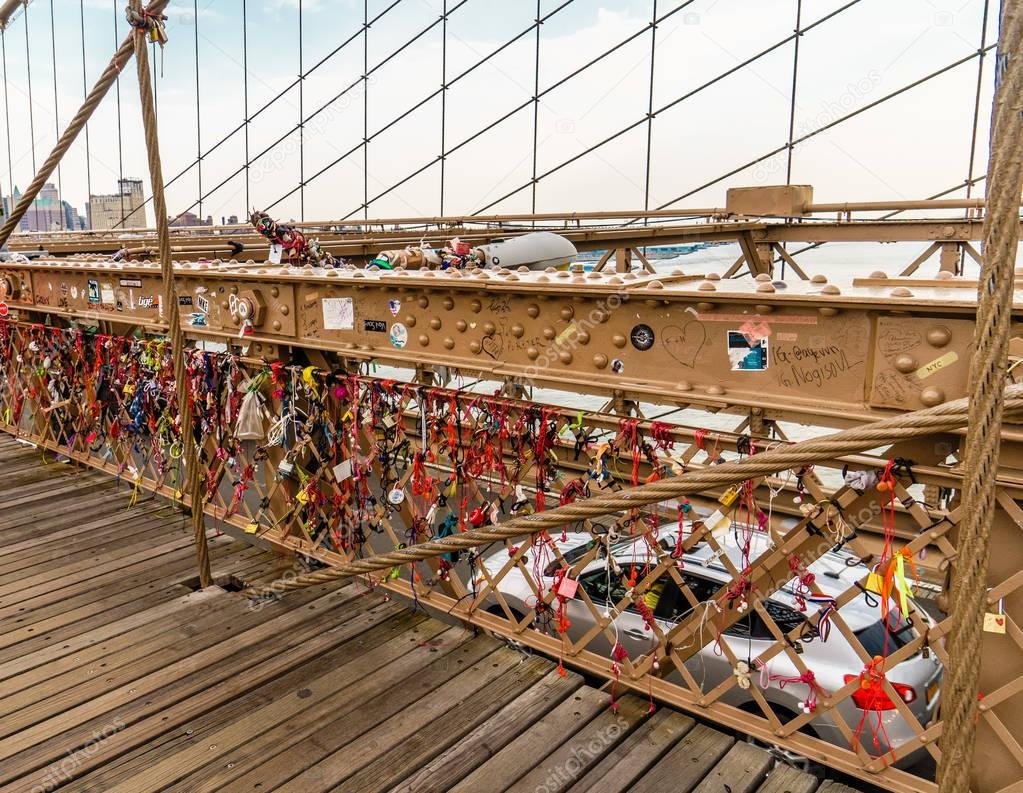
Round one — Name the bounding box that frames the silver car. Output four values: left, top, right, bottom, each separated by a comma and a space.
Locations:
481, 525, 942, 767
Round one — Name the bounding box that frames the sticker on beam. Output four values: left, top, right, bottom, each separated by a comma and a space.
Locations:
727, 330, 768, 371
322, 297, 354, 330
915, 351, 958, 379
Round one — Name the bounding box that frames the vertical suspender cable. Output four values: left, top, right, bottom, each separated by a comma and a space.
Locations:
49, 0, 63, 229
642, 0, 657, 236
113, 0, 125, 225
439, 0, 447, 215
780, 0, 802, 279
1, 30, 12, 222
80, 0, 92, 223
784, 0, 802, 185
24, 3, 35, 175
363, 0, 369, 220
938, 3, 1023, 790
299, 0, 304, 221
966, 0, 992, 200
530, 0, 540, 217
243, 0, 250, 212
194, 0, 202, 222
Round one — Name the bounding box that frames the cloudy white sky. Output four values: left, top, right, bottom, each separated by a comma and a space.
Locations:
0, 0, 997, 225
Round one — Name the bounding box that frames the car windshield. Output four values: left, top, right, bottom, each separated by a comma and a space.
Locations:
854, 614, 916, 656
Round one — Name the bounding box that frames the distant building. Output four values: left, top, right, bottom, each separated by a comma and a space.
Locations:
0, 184, 87, 232
0, 183, 64, 232
169, 211, 213, 227
88, 178, 146, 231
226, 214, 239, 225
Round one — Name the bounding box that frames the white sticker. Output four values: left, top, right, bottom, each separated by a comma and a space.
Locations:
332, 459, 353, 482
322, 297, 355, 330
388, 299, 401, 316
390, 323, 408, 349
197, 294, 210, 314
100, 283, 116, 305
269, 243, 283, 265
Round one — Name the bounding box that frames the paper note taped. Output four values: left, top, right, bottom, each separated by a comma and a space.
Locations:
322, 297, 354, 330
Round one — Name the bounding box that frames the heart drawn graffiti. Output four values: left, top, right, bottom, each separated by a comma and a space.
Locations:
481, 333, 505, 360
663, 322, 707, 368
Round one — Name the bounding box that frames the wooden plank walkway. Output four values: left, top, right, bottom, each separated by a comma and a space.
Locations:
0, 434, 868, 793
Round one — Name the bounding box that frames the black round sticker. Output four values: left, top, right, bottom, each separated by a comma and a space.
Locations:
630, 324, 655, 351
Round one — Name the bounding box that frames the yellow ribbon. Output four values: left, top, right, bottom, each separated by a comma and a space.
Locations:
883, 548, 917, 616
301, 366, 319, 396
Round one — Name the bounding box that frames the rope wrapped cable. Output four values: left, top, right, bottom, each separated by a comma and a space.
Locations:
938, 3, 1023, 790
131, 0, 211, 587
245, 383, 1023, 598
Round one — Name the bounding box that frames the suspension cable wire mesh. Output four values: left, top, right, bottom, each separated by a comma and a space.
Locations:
530, 0, 540, 215
779, 0, 802, 279
336, 0, 851, 220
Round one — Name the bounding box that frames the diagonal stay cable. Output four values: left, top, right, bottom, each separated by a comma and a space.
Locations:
112, 0, 410, 227
652, 44, 996, 211
334, 0, 703, 221
471, 0, 865, 215
150, 0, 478, 224
261, 0, 579, 214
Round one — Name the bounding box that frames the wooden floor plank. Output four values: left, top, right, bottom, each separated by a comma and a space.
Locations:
817, 782, 864, 793
0, 588, 224, 683
0, 536, 245, 654
74, 613, 448, 792
0, 586, 391, 789
628, 724, 735, 793
0, 446, 870, 793
389, 668, 585, 793
445, 686, 610, 793
756, 765, 821, 793
508, 694, 652, 793
339, 653, 559, 793
564, 709, 696, 793
269, 644, 526, 793
692, 742, 775, 793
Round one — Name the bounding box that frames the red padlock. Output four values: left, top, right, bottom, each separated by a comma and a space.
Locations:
468, 505, 487, 528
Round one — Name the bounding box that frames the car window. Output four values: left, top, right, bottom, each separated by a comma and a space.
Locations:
577, 569, 634, 612
652, 572, 720, 622
544, 540, 597, 577
726, 600, 808, 640
854, 614, 915, 656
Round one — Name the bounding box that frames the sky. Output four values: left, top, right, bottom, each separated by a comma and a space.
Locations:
0, 0, 998, 226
